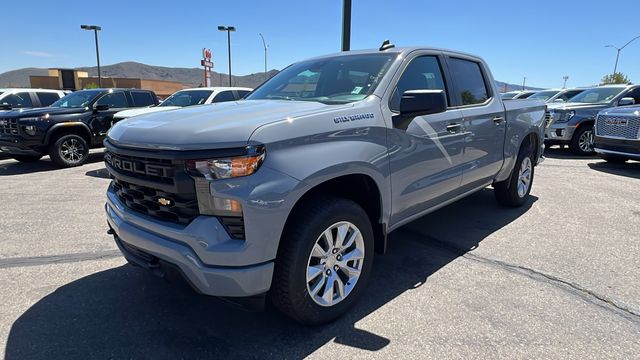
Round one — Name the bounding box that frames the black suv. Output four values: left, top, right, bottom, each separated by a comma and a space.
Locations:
0, 88, 158, 167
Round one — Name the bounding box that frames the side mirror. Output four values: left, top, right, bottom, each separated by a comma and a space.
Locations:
553, 99, 565, 103
393, 90, 447, 130
618, 97, 635, 106
94, 104, 110, 112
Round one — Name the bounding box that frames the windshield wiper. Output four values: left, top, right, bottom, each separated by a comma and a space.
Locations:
265, 95, 294, 101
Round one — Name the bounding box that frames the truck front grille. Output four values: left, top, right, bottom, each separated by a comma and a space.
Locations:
111, 178, 199, 225
0, 118, 18, 135
544, 111, 553, 128
596, 115, 640, 140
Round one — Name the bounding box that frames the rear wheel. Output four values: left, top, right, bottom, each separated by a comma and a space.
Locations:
271, 197, 374, 325
49, 134, 89, 167
494, 141, 535, 207
12, 155, 42, 163
601, 154, 628, 164
570, 125, 594, 155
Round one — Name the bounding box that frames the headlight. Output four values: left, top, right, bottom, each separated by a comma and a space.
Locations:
555, 110, 576, 123
186, 145, 265, 180
18, 114, 50, 122
566, 110, 576, 121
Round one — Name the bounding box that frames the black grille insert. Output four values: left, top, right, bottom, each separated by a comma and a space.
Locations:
112, 178, 199, 225
219, 217, 245, 240
0, 118, 18, 135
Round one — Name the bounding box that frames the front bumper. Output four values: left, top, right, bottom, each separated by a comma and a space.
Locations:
544, 123, 575, 143
0, 134, 44, 155
106, 192, 274, 297
594, 136, 640, 160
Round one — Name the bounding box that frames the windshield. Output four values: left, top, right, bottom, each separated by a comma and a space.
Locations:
567, 87, 624, 104
529, 90, 560, 101
160, 90, 214, 107
501, 92, 519, 99
246, 54, 396, 104
51, 90, 103, 108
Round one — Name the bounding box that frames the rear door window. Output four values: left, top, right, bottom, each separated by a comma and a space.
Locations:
236, 90, 251, 99
130, 91, 156, 107
448, 58, 490, 106
212, 91, 236, 103
37, 92, 62, 106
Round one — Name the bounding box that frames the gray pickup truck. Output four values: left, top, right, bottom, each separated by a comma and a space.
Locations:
545, 84, 640, 155
104, 45, 545, 324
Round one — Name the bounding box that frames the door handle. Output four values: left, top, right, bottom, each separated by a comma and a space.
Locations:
493, 116, 504, 125
446, 123, 462, 133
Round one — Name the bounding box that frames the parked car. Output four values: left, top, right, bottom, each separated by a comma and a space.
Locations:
501, 91, 522, 99
528, 88, 586, 103
545, 84, 640, 155
0, 88, 66, 110
112, 87, 253, 123
593, 105, 640, 162
104, 45, 545, 324
0, 88, 158, 166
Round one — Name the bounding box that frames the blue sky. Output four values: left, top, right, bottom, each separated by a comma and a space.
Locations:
3, 0, 639, 88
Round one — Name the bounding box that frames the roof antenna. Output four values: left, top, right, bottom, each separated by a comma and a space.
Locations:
379, 40, 395, 51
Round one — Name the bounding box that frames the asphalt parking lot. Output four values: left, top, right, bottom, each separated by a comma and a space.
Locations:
0, 149, 639, 359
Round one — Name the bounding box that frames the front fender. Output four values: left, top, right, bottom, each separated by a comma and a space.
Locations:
43, 122, 92, 145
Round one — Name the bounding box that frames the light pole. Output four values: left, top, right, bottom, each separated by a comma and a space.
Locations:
218, 25, 236, 87
605, 34, 640, 77
80, 24, 102, 87
522, 76, 526, 91
258, 33, 268, 79
562, 76, 569, 89
342, 0, 352, 51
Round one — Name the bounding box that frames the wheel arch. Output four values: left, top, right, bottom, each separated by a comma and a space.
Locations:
44, 123, 92, 146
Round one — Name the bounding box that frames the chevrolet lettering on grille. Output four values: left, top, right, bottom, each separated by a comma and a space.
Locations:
105, 153, 173, 178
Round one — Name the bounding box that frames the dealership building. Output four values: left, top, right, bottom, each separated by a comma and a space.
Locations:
29, 69, 186, 98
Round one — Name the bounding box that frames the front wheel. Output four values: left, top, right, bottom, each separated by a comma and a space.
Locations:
49, 134, 89, 167
570, 125, 595, 155
271, 197, 374, 325
494, 142, 535, 207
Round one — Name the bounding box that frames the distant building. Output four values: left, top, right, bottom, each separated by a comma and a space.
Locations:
30, 69, 187, 98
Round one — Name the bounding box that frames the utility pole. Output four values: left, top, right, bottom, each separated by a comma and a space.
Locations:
341, 0, 352, 51
80, 25, 102, 87
218, 25, 236, 87
562, 76, 569, 89
522, 76, 526, 91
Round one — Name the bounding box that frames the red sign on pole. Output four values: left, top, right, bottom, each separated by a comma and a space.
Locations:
201, 48, 213, 87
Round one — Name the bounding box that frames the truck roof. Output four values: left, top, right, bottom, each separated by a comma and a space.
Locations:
307, 46, 483, 61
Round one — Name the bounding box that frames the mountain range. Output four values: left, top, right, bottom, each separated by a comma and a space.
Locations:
0, 62, 538, 92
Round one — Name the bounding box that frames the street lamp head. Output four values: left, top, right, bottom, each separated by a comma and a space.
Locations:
217, 26, 226, 31
228, 26, 236, 32
81, 25, 101, 31
218, 25, 235, 32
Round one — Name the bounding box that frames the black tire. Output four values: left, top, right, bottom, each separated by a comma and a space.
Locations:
49, 134, 89, 167
494, 141, 535, 207
570, 125, 595, 155
271, 197, 374, 325
601, 154, 628, 164
12, 155, 42, 163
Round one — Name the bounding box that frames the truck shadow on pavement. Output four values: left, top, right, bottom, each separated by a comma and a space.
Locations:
543, 147, 599, 160
0, 153, 105, 176
5, 189, 536, 360
588, 160, 640, 179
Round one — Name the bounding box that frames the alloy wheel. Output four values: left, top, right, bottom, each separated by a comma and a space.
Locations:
517, 157, 532, 198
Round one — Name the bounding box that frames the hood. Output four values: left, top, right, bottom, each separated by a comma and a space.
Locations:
547, 102, 610, 111
599, 105, 640, 116
107, 100, 351, 150
114, 106, 181, 119
3, 106, 88, 118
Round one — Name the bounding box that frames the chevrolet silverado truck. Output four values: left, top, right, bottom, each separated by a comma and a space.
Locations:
545, 84, 640, 155
112, 87, 253, 123
104, 45, 545, 324
0, 88, 157, 166
594, 105, 640, 162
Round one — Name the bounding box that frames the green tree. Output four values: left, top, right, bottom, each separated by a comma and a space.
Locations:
84, 82, 99, 89
600, 72, 631, 85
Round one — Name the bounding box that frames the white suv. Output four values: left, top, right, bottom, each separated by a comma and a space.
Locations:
112, 87, 253, 123
0, 88, 67, 110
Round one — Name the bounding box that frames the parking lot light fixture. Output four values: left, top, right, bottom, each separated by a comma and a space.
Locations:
80, 25, 102, 88
605, 35, 640, 77
218, 25, 236, 87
